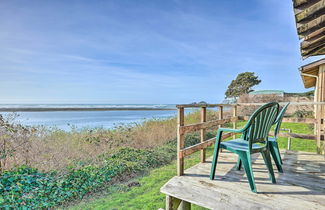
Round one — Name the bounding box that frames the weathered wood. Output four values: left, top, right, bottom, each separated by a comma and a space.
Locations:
200, 107, 207, 163
295, 0, 325, 22
237, 101, 325, 105
178, 201, 191, 210
238, 116, 317, 124
218, 106, 223, 129
179, 117, 238, 135
166, 195, 181, 210
316, 68, 325, 154
293, 0, 325, 58
176, 104, 235, 108
181, 133, 234, 157
161, 151, 325, 209
177, 108, 185, 176
282, 117, 317, 124
273, 132, 317, 140
293, 0, 309, 7
232, 105, 237, 139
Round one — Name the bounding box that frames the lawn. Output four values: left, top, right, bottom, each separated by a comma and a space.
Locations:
69, 149, 211, 210
68, 122, 317, 210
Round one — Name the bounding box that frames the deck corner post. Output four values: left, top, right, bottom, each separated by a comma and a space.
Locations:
178, 200, 191, 210
218, 106, 223, 127
219, 105, 224, 152
200, 107, 207, 163
166, 195, 182, 210
177, 107, 185, 176
233, 105, 237, 139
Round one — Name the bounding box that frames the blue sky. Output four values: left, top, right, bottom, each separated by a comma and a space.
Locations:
0, 0, 323, 104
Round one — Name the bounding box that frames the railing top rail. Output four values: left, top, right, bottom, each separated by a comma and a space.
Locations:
176, 102, 325, 108
176, 103, 235, 108
237, 102, 325, 106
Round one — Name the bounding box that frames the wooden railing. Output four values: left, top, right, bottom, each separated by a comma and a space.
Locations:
176, 102, 325, 176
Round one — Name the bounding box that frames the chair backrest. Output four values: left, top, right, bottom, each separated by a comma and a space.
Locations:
274, 103, 290, 138
242, 102, 279, 150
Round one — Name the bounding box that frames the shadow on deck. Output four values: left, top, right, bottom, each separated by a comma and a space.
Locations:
160, 150, 325, 210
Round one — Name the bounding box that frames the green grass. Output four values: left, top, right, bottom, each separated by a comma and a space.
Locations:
69, 149, 213, 210
68, 122, 317, 210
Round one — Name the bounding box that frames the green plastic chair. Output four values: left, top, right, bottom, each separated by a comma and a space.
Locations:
210, 102, 279, 192
237, 103, 290, 173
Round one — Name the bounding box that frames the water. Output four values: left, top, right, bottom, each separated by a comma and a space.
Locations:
0, 104, 181, 131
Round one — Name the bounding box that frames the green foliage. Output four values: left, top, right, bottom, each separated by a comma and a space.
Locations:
0, 142, 178, 208
225, 72, 261, 98
292, 110, 314, 118
0, 132, 206, 208
70, 147, 213, 210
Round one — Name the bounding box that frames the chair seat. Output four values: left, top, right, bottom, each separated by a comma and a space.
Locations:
268, 137, 276, 142
221, 139, 265, 151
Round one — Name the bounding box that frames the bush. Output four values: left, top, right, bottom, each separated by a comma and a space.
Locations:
0, 138, 183, 208
292, 110, 314, 118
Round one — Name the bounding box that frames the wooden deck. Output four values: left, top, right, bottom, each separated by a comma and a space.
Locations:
161, 150, 325, 210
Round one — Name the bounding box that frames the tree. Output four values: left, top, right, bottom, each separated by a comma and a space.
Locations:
225, 72, 261, 98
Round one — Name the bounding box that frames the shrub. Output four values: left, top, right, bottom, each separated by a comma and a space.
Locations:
0, 138, 182, 208
292, 110, 314, 118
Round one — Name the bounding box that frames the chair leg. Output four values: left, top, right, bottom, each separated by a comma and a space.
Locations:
269, 141, 283, 173
261, 150, 276, 184
239, 152, 256, 193
274, 141, 283, 164
210, 137, 221, 180
236, 157, 242, 170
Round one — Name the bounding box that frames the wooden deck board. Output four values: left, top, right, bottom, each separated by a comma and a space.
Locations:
161, 151, 325, 210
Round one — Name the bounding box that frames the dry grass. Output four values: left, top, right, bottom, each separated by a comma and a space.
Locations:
0, 110, 223, 172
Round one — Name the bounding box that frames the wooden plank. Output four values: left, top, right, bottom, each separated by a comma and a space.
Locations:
293, 0, 310, 7
302, 43, 325, 57
176, 102, 325, 111
177, 108, 185, 176
166, 195, 181, 210
274, 132, 317, 140
233, 105, 237, 139
181, 133, 234, 157
295, 0, 325, 22
237, 102, 325, 105
298, 14, 325, 35
176, 104, 235, 108
301, 29, 325, 48
200, 107, 207, 163
218, 106, 223, 129
161, 151, 325, 209
238, 116, 316, 124
282, 118, 317, 124
179, 117, 238, 135
301, 36, 325, 54
179, 201, 191, 210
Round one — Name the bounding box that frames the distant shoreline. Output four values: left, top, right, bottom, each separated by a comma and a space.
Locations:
0, 108, 177, 112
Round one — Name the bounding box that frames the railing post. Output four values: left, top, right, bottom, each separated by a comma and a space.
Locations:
200, 107, 207, 163
232, 105, 237, 139
177, 107, 185, 176
218, 106, 224, 152
287, 129, 292, 151
218, 106, 223, 128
